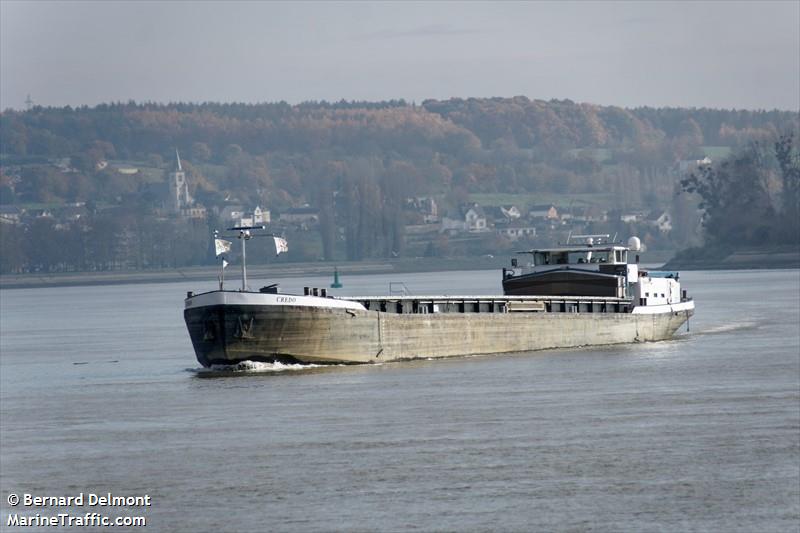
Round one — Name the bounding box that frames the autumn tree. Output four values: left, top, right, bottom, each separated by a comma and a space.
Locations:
191, 142, 212, 162
774, 132, 800, 243
681, 144, 775, 246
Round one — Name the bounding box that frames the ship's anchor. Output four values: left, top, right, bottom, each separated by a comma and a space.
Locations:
234, 315, 255, 339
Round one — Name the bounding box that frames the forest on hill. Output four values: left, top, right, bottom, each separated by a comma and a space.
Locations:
0, 97, 798, 273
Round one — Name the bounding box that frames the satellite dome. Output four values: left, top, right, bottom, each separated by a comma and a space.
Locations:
627, 236, 642, 251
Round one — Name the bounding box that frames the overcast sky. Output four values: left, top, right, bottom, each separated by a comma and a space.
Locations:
1, 1, 798, 111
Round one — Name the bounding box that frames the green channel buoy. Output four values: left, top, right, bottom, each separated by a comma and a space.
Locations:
330, 267, 343, 288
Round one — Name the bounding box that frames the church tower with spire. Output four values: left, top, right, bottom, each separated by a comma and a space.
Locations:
169, 149, 192, 213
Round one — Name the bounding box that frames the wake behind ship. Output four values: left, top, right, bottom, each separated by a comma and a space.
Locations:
184, 232, 694, 366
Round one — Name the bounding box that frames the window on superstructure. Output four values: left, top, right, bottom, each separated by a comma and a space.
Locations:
573, 251, 590, 264
534, 252, 548, 265
584, 251, 609, 264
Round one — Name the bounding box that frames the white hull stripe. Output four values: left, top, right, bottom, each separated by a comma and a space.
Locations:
631, 300, 695, 315
185, 291, 367, 311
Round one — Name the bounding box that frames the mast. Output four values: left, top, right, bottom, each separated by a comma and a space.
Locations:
228, 225, 265, 291
241, 229, 248, 291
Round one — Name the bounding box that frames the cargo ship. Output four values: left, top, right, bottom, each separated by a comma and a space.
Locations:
184, 233, 694, 366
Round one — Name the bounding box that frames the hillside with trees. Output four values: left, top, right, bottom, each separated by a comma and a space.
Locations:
0, 98, 797, 274
670, 132, 800, 267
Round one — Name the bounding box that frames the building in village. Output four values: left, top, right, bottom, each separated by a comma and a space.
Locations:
646, 211, 673, 233
220, 205, 271, 227
441, 203, 489, 234
279, 207, 319, 228
141, 150, 205, 219
528, 204, 559, 221
0, 205, 23, 225
169, 150, 192, 214
496, 222, 537, 241
406, 197, 439, 224
484, 205, 522, 224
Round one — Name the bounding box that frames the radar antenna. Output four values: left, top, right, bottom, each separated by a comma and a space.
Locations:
568, 234, 611, 246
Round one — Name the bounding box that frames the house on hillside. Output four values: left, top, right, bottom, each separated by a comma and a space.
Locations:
220, 205, 246, 223
0, 205, 22, 225
279, 207, 319, 229
677, 156, 712, 174
646, 211, 672, 233
463, 204, 489, 232
240, 206, 270, 227
568, 206, 607, 224
440, 203, 489, 234
484, 205, 522, 225
620, 211, 645, 224
52, 158, 75, 173
502, 205, 522, 220
253, 206, 270, 225
406, 197, 439, 224
529, 204, 559, 221
496, 221, 536, 241
221, 205, 270, 227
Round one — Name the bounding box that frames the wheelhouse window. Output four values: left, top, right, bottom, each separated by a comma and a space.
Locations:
533, 249, 614, 265
533, 252, 550, 265
575, 251, 609, 264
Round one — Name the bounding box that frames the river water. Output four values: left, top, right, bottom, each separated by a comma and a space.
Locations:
1, 269, 798, 532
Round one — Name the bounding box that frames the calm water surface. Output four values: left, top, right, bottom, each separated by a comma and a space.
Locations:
1, 269, 798, 532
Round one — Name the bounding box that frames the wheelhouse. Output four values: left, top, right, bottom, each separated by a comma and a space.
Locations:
527, 246, 628, 267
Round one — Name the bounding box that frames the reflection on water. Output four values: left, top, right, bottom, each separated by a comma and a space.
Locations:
694, 319, 762, 335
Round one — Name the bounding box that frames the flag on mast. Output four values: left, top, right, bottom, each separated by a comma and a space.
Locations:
274, 236, 288, 255
214, 238, 232, 256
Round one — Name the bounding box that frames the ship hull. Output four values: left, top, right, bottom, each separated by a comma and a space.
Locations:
184, 291, 694, 366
